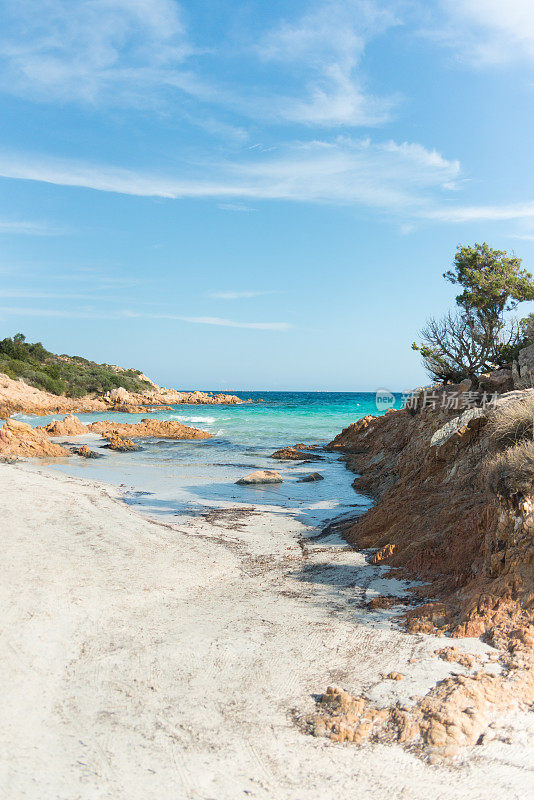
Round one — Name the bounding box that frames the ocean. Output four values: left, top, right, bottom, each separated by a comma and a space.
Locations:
26, 391, 403, 527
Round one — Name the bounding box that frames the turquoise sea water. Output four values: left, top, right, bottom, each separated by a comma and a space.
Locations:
26, 392, 403, 526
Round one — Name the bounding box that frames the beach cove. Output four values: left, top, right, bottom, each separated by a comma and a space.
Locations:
2, 392, 533, 799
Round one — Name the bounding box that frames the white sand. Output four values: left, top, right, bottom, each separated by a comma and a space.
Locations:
1, 462, 532, 799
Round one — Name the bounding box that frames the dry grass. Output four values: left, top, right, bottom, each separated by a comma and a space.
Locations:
487, 396, 534, 449
484, 440, 534, 500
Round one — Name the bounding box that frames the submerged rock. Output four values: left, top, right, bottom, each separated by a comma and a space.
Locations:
297, 472, 324, 482
71, 445, 102, 459
271, 446, 322, 461
236, 470, 283, 485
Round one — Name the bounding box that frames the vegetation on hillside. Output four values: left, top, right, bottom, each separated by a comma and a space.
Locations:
0, 333, 153, 398
413, 243, 534, 382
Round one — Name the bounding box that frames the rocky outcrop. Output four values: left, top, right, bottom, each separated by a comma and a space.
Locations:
271, 445, 322, 461
40, 414, 89, 436
514, 343, 534, 389
0, 373, 108, 417
305, 662, 534, 759
0, 414, 212, 458
310, 394, 534, 756
236, 470, 283, 485
103, 435, 141, 452
102, 386, 248, 410
327, 395, 534, 640
71, 445, 102, 458
478, 368, 514, 393
0, 370, 250, 418
0, 419, 70, 458
88, 418, 212, 440
297, 472, 324, 482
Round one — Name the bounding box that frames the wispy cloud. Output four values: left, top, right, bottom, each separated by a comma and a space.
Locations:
0, 0, 193, 105
209, 290, 270, 300
0, 0, 400, 132
424, 0, 534, 67
252, 0, 400, 126
0, 219, 61, 235
0, 305, 289, 330
0, 138, 460, 216
423, 200, 534, 223
217, 203, 255, 213
122, 311, 289, 329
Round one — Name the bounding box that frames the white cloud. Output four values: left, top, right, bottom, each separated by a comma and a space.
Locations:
423, 200, 534, 223
254, 0, 399, 126
209, 291, 269, 300
217, 203, 255, 213
0, 305, 289, 330
0, 0, 401, 132
0, 0, 193, 104
122, 310, 289, 329
0, 219, 60, 235
0, 138, 460, 214
430, 0, 534, 66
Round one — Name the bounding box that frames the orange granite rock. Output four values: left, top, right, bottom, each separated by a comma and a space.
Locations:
0, 419, 70, 458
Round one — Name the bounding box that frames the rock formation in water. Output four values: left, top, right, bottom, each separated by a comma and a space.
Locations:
236, 470, 283, 485
71, 445, 102, 458
271, 445, 322, 460
297, 472, 324, 482
0, 419, 71, 458
88, 418, 212, 440
0, 414, 212, 458
103, 435, 141, 452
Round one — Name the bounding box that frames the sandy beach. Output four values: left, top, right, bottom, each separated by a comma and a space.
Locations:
2, 461, 532, 800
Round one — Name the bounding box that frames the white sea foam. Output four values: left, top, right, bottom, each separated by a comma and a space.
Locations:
171, 415, 217, 424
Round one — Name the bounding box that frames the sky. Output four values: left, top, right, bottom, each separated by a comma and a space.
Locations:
1, 0, 534, 391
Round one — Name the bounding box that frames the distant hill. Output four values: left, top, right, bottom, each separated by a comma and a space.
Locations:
0, 333, 153, 398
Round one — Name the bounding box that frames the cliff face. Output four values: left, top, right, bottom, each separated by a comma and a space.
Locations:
307, 393, 534, 758
327, 393, 534, 644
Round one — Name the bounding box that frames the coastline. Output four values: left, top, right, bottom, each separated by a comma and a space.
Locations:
2, 460, 532, 800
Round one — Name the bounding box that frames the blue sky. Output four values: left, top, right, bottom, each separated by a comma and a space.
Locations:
1, 0, 534, 391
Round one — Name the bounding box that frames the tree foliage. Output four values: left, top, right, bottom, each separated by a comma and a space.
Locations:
444, 242, 534, 321
0, 334, 153, 397
414, 243, 534, 382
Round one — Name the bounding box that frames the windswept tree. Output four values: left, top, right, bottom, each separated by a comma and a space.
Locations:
413, 243, 534, 382
444, 242, 534, 323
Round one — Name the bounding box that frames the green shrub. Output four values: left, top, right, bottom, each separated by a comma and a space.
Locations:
0, 333, 153, 397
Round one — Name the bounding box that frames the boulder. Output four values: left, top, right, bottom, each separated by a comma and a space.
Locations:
105, 386, 132, 404
0, 418, 71, 458
429, 407, 487, 459
297, 472, 324, 482
71, 445, 102, 458
104, 434, 141, 452
514, 343, 534, 389
271, 446, 322, 461
236, 470, 283, 485
89, 418, 211, 440
40, 414, 88, 436
477, 369, 514, 394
